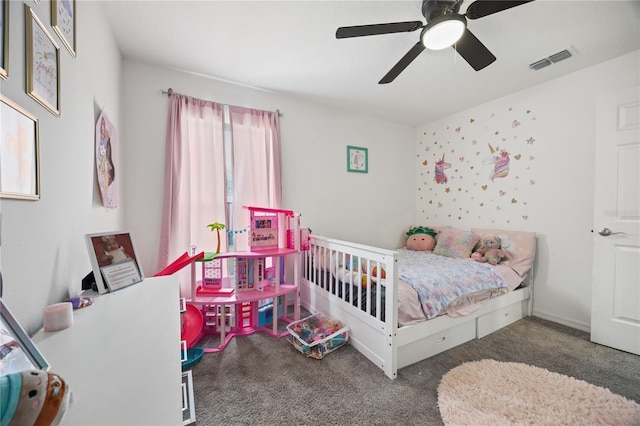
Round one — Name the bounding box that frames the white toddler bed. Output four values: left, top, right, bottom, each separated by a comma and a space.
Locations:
300, 227, 536, 379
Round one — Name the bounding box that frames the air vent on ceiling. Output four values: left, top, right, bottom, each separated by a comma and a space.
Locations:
548, 49, 573, 63
529, 46, 577, 71
529, 58, 552, 71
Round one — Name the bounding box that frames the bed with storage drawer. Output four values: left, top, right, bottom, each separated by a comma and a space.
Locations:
300, 227, 536, 379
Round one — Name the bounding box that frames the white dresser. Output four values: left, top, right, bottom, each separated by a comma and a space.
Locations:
32, 276, 183, 425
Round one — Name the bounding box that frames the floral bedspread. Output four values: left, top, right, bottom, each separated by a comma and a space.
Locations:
397, 248, 506, 319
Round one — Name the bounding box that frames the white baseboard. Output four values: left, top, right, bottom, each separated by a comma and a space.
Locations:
532, 309, 591, 333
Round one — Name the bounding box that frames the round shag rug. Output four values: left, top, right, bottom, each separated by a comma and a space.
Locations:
437, 359, 640, 426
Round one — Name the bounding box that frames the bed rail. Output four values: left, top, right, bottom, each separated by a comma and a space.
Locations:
302, 236, 399, 377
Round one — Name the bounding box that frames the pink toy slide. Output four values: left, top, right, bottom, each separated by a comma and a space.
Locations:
154, 252, 206, 348
182, 304, 203, 348
154, 251, 204, 276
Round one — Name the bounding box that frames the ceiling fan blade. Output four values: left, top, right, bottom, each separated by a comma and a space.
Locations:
454, 29, 496, 71
379, 41, 426, 84
336, 21, 423, 39
465, 0, 534, 20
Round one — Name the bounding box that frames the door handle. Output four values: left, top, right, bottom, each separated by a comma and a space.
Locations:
598, 228, 625, 237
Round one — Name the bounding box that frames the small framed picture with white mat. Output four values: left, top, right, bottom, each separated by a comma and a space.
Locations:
85, 231, 144, 294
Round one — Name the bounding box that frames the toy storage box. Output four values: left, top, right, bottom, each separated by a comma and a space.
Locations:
286, 313, 349, 359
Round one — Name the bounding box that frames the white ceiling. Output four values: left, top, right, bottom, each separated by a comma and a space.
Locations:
102, 0, 640, 126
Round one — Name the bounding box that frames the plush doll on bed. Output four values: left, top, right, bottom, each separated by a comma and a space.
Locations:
472, 235, 506, 265
406, 226, 437, 251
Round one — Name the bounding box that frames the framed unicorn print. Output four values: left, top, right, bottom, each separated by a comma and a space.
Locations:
25, 4, 60, 116
347, 145, 368, 173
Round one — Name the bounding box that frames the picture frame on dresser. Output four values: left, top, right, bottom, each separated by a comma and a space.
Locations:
85, 231, 145, 294
1, 298, 50, 376
24, 4, 60, 116
0, 95, 41, 200
51, 0, 75, 57
1, 0, 8, 80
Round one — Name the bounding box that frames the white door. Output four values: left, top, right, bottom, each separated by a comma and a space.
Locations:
591, 86, 640, 355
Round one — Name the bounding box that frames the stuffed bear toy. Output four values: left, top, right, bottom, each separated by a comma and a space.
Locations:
406, 226, 437, 252
472, 235, 506, 265
0, 369, 71, 426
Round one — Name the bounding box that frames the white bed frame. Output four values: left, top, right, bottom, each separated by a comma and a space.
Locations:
300, 235, 533, 379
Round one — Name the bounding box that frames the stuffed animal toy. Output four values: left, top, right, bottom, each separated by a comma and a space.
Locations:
472, 236, 506, 265
0, 369, 71, 425
406, 226, 437, 252
470, 252, 484, 262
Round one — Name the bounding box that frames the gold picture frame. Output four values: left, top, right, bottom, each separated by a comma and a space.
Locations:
0, 95, 41, 201
25, 4, 60, 117
1, 0, 8, 79
51, 0, 75, 57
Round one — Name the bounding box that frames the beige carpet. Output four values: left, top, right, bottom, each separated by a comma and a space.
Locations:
437, 359, 640, 426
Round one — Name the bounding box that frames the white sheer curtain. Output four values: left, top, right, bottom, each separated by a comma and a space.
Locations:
229, 106, 282, 252
158, 94, 282, 293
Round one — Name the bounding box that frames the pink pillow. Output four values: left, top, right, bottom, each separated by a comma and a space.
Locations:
471, 228, 536, 276
433, 228, 480, 258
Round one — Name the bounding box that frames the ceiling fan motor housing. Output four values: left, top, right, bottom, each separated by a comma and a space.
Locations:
422, 0, 463, 21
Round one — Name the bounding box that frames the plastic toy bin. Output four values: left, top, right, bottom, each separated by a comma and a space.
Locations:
286, 313, 349, 359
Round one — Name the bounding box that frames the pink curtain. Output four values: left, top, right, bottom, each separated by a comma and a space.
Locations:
158, 94, 226, 278
229, 106, 282, 251
158, 95, 282, 291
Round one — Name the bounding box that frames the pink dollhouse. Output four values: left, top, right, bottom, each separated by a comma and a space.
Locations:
184, 206, 309, 353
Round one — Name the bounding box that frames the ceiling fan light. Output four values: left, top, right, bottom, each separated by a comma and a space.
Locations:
421, 15, 466, 50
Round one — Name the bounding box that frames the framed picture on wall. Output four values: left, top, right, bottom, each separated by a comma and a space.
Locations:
85, 231, 145, 294
347, 145, 368, 173
51, 0, 75, 57
25, 4, 60, 117
1, 298, 50, 376
0, 95, 41, 200
1, 0, 8, 80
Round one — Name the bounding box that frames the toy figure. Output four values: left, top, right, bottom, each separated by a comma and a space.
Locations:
472, 235, 506, 265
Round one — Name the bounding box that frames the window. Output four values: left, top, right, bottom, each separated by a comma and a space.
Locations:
158, 94, 281, 285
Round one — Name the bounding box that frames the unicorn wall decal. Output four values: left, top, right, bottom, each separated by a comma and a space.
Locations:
434, 154, 451, 184
483, 143, 510, 181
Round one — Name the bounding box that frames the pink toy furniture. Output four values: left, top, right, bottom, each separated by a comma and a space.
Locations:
186, 206, 304, 353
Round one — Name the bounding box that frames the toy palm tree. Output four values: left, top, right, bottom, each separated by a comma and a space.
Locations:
207, 222, 225, 254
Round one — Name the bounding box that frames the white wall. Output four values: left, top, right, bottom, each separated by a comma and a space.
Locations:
121, 61, 416, 295
415, 50, 640, 331
2, 0, 635, 335
0, 2, 122, 334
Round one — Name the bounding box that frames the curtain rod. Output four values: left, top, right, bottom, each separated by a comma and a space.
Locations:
160, 87, 283, 117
